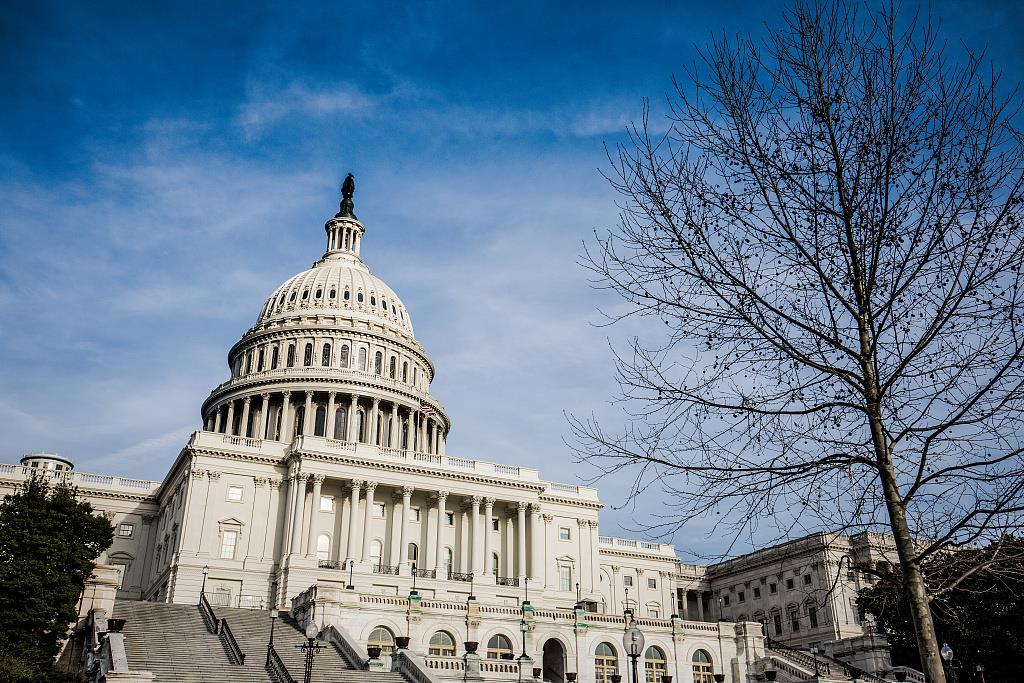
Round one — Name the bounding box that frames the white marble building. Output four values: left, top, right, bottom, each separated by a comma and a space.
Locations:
0, 180, 894, 683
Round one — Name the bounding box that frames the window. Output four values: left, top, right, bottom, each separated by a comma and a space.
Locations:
117, 523, 134, 538
773, 612, 783, 635
329, 288, 336, 300
303, 343, 313, 366
373, 503, 386, 518
370, 540, 383, 567
271, 346, 279, 369
559, 566, 572, 592
723, 595, 730, 606
808, 604, 819, 628
322, 344, 331, 366
357, 291, 364, 303
315, 288, 322, 299
491, 553, 499, 577
804, 574, 812, 585
368, 626, 395, 656
491, 517, 499, 531
624, 575, 634, 587
408, 507, 421, 522
408, 543, 419, 563
344, 289, 350, 301
111, 563, 127, 589
738, 590, 745, 602
785, 578, 795, 590
648, 578, 657, 589
370, 295, 376, 306
257, 348, 265, 371
644, 646, 666, 683
851, 598, 861, 624
340, 344, 350, 367
389, 356, 396, 379
753, 587, 761, 599
320, 496, 334, 512
429, 631, 456, 656
317, 534, 331, 561
692, 650, 714, 683
287, 345, 296, 367
374, 351, 383, 375
402, 362, 408, 382
486, 634, 513, 660
558, 527, 571, 541
445, 512, 455, 525
227, 486, 243, 502
220, 530, 238, 559
790, 608, 801, 632
769, 583, 778, 594
648, 606, 660, 618
595, 643, 618, 683
358, 347, 367, 371
443, 547, 454, 574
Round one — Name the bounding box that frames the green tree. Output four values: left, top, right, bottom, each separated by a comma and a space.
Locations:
0, 475, 113, 680
858, 537, 1024, 682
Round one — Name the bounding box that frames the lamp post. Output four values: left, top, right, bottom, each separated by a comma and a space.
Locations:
576, 582, 581, 606
298, 618, 324, 683
346, 560, 354, 590
201, 565, 209, 596
266, 608, 279, 667
975, 663, 986, 683
412, 563, 418, 595
517, 613, 529, 683
469, 572, 475, 601
524, 577, 529, 606
940, 643, 958, 683
622, 623, 645, 683
809, 646, 821, 678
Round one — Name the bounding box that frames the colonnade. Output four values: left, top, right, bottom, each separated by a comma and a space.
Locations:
204, 390, 446, 455
678, 588, 715, 621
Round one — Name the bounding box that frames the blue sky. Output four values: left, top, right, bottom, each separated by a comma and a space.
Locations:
2, 0, 1023, 559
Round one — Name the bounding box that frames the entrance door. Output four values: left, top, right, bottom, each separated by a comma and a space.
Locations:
542, 639, 566, 683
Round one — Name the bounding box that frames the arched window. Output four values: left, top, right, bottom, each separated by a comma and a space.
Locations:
429, 631, 456, 657
339, 344, 350, 368
287, 344, 296, 368
807, 601, 819, 628
491, 553, 499, 577
317, 534, 331, 561
295, 406, 305, 437
358, 410, 366, 443
314, 406, 326, 437
358, 347, 367, 371
402, 361, 408, 382
370, 295, 376, 306
301, 288, 309, 300
344, 288, 351, 301
374, 351, 383, 375
486, 634, 513, 660
257, 348, 265, 371
370, 540, 383, 568
245, 351, 252, 374
357, 291, 364, 303
595, 643, 618, 683
334, 407, 347, 440
368, 626, 395, 656
321, 343, 331, 366
315, 288, 322, 299
644, 647, 666, 683
303, 343, 313, 366
389, 356, 396, 379
771, 609, 783, 635
271, 346, 279, 369
329, 288, 336, 300
443, 547, 454, 575
408, 543, 419, 563
692, 650, 714, 683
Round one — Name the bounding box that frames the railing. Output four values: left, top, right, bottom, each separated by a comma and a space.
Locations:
199, 593, 219, 633
448, 571, 473, 582
208, 592, 232, 606
414, 567, 437, 579
548, 482, 579, 494
318, 559, 343, 569
392, 650, 443, 683
0, 465, 161, 494
237, 594, 265, 610
766, 643, 830, 675
266, 643, 297, 683
495, 576, 520, 587
218, 619, 246, 665
374, 563, 401, 575
222, 435, 263, 448
325, 624, 369, 669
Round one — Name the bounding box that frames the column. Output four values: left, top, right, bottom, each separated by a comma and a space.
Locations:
282, 469, 296, 555
303, 391, 314, 436
543, 515, 555, 589
469, 496, 481, 574
483, 498, 495, 576
577, 519, 590, 592
281, 391, 292, 441
516, 501, 528, 579
389, 404, 399, 448
327, 392, 337, 440
259, 393, 270, 439
430, 420, 439, 454
360, 481, 377, 561
289, 472, 309, 555
225, 400, 236, 436
419, 414, 427, 452
370, 398, 381, 445
399, 486, 413, 568
530, 504, 543, 580
347, 394, 359, 441
433, 490, 449, 573
681, 589, 689, 620
696, 592, 705, 621
589, 521, 600, 593
213, 407, 222, 433
306, 474, 324, 557
240, 397, 251, 438
346, 480, 363, 561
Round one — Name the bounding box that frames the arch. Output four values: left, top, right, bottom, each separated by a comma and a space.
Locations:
368, 625, 395, 655
644, 646, 666, 683
316, 534, 331, 561
314, 406, 327, 437
595, 642, 618, 683
321, 343, 331, 366
542, 638, 566, 683
428, 630, 456, 656
486, 633, 514, 660
339, 344, 350, 368
369, 540, 383, 567
491, 552, 499, 577
691, 650, 714, 683
408, 542, 419, 563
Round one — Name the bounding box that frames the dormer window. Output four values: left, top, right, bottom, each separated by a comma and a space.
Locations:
357, 292, 364, 303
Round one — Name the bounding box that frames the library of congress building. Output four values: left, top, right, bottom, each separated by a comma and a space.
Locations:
1, 179, 906, 683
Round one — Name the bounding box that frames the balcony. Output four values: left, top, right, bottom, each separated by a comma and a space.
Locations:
598, 535, 677, 557
0, 464, 161, 496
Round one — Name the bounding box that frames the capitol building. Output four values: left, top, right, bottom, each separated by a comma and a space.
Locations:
1, 178, 906, 683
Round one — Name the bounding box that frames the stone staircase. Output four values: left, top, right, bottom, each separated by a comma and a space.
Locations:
113, 600, 408, 683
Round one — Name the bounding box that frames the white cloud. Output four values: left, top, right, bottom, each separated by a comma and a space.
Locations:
236, 82, 375, 140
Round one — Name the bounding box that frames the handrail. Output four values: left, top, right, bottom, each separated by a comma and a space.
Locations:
218, 618, 246, 665
198, 592, 218, 634
325, 624, 369, 669
266, 644, 297, 683
392, 649, 443, 683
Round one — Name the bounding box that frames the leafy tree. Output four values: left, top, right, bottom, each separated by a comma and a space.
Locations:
569, 2, 1024, 680
0, 475, 113, 680
858, 537, 1024, 682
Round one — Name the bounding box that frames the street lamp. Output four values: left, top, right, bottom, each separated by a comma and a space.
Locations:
975, 663, 986, 683
524, 577, 530, 606
469, 572, 476, 601
201, 565, 209, 596
622, 623, 645, 683
298, 618, 324, 683
517, 614, 529, 683
266, 609, 279, 667
411, 563, 418, 595
940, 643, 958, 683
809, 646, 821, 677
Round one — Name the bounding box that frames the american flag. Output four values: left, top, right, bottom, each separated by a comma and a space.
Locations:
419, 401, 435, 415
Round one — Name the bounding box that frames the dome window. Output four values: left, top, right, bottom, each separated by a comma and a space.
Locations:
303, 343, 313, 367
329, 289, 336, 299
399, 310, 404, 320
302, 289, 309, 300
382, 298, 387, 309
344, 289, 351, 301
289, 292, 297, 303
315, 288, 322, 299
370, 295, 376, 306
339, 344, 350, 368
392, 305, 396, 316
357, 292, 364, 303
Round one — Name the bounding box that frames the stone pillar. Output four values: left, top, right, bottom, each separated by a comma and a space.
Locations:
433, 490, 449, 573
360, 481, 377, 561
289, 472, 309, 555
589, 521, 600, 593
213, 407, 222, 433
419, 414, 427, 452
399, 486, 414, 568
347, 394, 359, 442
542, 515, 554, 589
303, 391, 314, 436
240, 397, 251, 438
259, 393, 270, 439
281, 391, 292, 441
439, 429, 446, 455
306, 474, 324, 557
469, 496, 481, 574
225, 400, 236, 436
483, 498, 495, 576
389, 404, 399, 448
282, 469, 296, 555
346, 480, 363, 561
681, 589, 689, 620
430, 420, 438, 454
327, 392, 337, 439
697, 592, 705, 621
370, 397, 381, 445
530, 504, 543, 581
516, 502, 528, 579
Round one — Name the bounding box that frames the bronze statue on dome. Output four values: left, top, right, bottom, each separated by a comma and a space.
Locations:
338, 172, 357, 218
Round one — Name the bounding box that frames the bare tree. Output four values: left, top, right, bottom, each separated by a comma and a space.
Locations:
569, 3, 1024, 681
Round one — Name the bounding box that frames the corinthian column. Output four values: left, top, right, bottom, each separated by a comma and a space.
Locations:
399, 486, 414, 568
370, 397, 381, 445
289, 472, 309, 555
347, 394, 359, 442
469, 496, 481, 574
360, 481, 378, 561
225, 400, 236, 436
346, 480, 363, 561
483, 497, 495, 576
389, 404, 399, 448
516, 501, 528, 579
303, 391, 314, 436
530, 504, 543, 581
306, 474, 325, 557
240, 397, 251, 438
259, 393, 270, 439
327, 392, 337, 439
434, 490, 449, 573
281, 391, 292, 441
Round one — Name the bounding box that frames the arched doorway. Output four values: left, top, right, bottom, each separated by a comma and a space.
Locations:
542, 639, 566, 683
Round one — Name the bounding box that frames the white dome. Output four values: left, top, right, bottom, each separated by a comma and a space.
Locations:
257, 253, 414, 336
